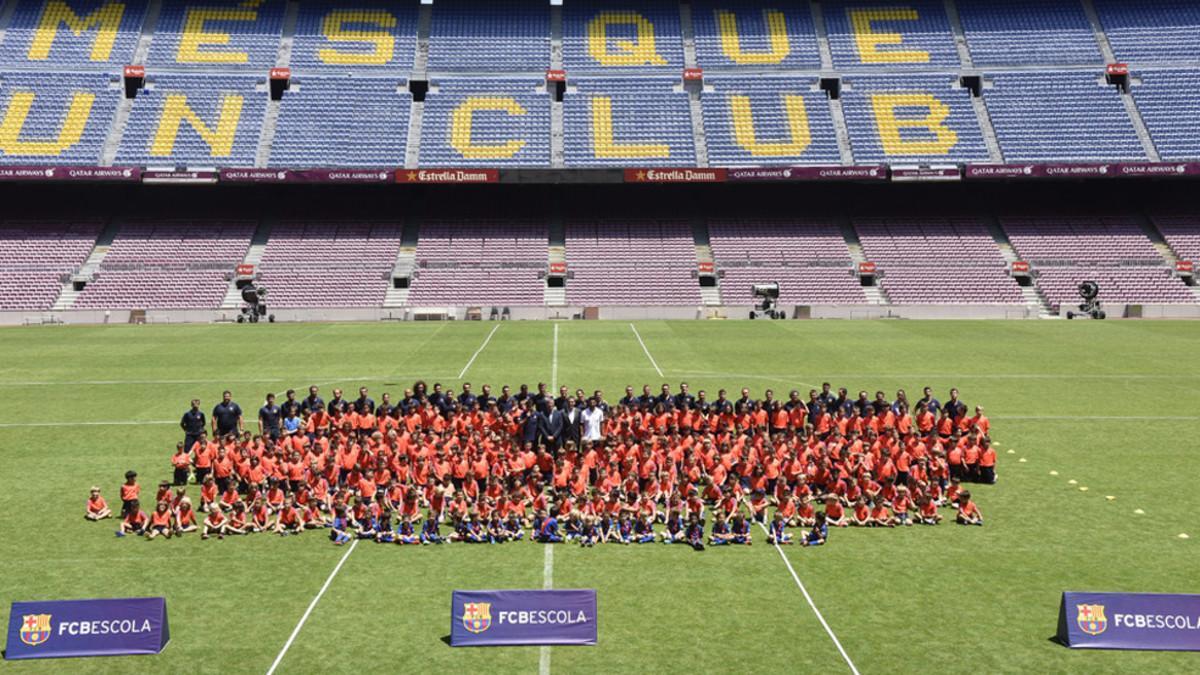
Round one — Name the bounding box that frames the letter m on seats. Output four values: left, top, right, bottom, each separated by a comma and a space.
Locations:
29, 1, 127, 62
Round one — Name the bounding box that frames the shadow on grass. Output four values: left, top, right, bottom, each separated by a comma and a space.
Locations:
440, 635, 452, 646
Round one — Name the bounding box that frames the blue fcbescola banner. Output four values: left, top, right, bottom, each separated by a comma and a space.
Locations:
451, 589, 597, 647
1057, 592, 1200, 651
6, 598, 169, 660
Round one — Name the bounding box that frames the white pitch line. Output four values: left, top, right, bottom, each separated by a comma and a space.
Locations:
995, 415, 1200, 421
266, 539, 358, 675
755, 521, 859, 675
540, 543, 554, 675
551, 323, 559, 391
629, 323, 664, 378
458, 324, 501, 380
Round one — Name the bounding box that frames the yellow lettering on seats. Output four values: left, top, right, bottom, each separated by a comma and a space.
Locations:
729, 94, 811, 156
150, 93, 244, 157
590, 96, 669, 158
318, 9, 397, 65
29, 1, 125, 62
870, 92, 957, 155
587, 11, 667, 66
0, 91, 95, 155
849, 8, 929, 64
177, 6, 260, 64
449, 97, 527, 160
717, 9, 790, 65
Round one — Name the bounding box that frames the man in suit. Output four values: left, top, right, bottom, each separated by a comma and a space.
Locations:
520, 400, 541, 448
540, 404, 566, 453
561, 398, 582, 449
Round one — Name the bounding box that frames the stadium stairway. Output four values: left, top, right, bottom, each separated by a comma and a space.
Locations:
132, 0, 163, 65
969, 82, 1005, 163
549, 3, 565, 168
943, 0, 976, 67
811, 1, 835, 69
101, 92, 135, 168
986, 217, 1056, 318
384, 249, 416, 308
546, 215, 566, 306
840, 222, 888, 305
54, 222, 116, 311
0, 1, 17, 48
691, 218, 721, 306
413, 2, 433, 79
220, 221, 270, 310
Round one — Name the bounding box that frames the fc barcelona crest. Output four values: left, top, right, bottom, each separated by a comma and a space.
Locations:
1076, 604, 1108, 636
19, 614, 52, 647
462, 602, 492, 634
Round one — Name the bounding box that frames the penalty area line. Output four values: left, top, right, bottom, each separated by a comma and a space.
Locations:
458, 324, 501, 380
755, 521, 860, 675
266, 539, 358, 675
629, 323, 664, 378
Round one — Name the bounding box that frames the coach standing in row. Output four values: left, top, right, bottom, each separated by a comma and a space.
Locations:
181, 399, 205, 452
212, 390, 243, 437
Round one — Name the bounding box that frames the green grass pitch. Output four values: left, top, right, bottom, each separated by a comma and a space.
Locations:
0, 320, 1196, 674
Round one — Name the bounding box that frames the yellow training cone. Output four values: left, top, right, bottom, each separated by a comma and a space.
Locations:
1079, 487, 1089, 492
1049, 470, 1059, 476
1068, 479, 1078, 485
1179, 534, 1190, 540
1134, 509, 1145, 515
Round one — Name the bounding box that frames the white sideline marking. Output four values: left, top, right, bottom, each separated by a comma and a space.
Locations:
0, 375, 444, 388
995, 415, 1200, 421
669, 370, 1196, 381
540, 543, 554, 675
266, 539, 358, 675
629, 323, 664, 378
755, 521, 860, 675
551, 323, 559, 391
458, 324, 501, 380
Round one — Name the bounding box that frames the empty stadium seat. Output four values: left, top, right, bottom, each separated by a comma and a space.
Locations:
563, 77, 695, 167
115, 74, 265, 167
1130, 69, 1200, 161
270, 76, 410, 168
289, 2, 418, 74
0, 220, 100, 310
956, 0, 1102, 66
146, 0, 284, 70
566, 219, 700, 305
408, 220, 548, 306
984, 72, 1146, 162
0, 0, 148, 68
420, 79, 550, 167
0, 71, 121, 165
1093, 0, 1200, 64
428, 0, 549, 74
562, 2, 685, 73
841, 75, 989, 164
691, 1, 822, 71
701, 77, 840, 166
1151, 214, 1200, 265
823, 0, 960, 70
257, 222, 401, 308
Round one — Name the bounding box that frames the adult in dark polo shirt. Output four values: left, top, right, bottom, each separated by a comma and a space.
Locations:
300, 386, 324, 415
354, 386, 375, 414
258, 393, 282, 440
180, 398, 206, 452
212, 390, 243, 437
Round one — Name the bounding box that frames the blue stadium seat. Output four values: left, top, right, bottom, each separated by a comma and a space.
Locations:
1094, 0, 1200, 64
0, 0, 148, 68
1131, 69, 1200, 161
289, 2, 417, 74
562, 1, 685, 73
701, 76, 839, 166
956, 0, 1102, 66
146, 0, 284, 70
840, 75, 989, 163
428, 0, 549, 74
984, 72, 1146, 162
269, 77, 410, 168
822, 0, 960, 70
0, 71, 120, 165
691, 1, 822, 71
563, 77, 695, 167
420, 79, 550, 167
115, 74, 264, 166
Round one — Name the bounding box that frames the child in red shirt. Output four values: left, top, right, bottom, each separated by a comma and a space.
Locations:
956, 491, 983, 526
86, 486, 111, 521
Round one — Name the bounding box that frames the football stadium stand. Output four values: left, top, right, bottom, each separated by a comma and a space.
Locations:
955, 0, 1102, 66
841, 75, 989, 164
708, 219, 867, 305
289, 2, 418, 74
0, 71, 121, 165
565, 219, 700, 305
145, 0, 285, 71
1151, 215, 1200, 265
409, 220, 548, 306
73, 220, 253, 309
0, 0, 148, 68
0, 220, 101, 310
983, 72, 1146, 162
420, 79, 550, 167
270, 76, 410, 168
427, 0, 549, 73
701, 77, 840, 166
822, 0, 960, 70
115, 74, 265, 167
691, 0, 822, 71
562, 1, 685, 73
563, 77, 694, 167
1130, 69, 1200, 162
1093, 0, 1200, 64
256, 221, 402, 309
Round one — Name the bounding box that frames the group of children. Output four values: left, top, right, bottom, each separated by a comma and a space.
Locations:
90, 381, 990, 547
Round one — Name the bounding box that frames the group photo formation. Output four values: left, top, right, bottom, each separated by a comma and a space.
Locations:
95, 381, 992, 549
